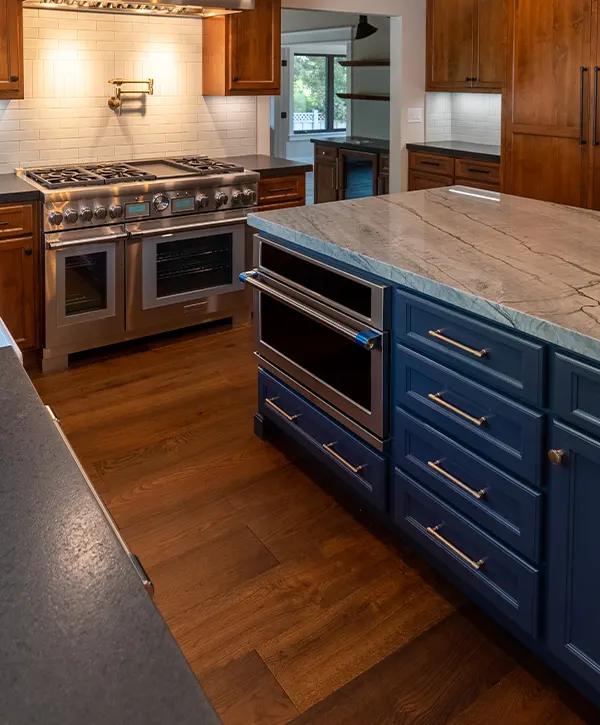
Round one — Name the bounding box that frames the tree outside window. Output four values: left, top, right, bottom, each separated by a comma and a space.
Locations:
293, 54, 347, 134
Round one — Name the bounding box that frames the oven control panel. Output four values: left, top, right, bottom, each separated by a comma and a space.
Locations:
43, 182, 258, 232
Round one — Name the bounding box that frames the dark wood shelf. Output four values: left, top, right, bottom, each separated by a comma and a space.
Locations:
336, 92, 390, 101
337, 59, 390, 67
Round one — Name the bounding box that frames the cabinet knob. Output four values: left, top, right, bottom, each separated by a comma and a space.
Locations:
232, 76, 239, 82
548, 449, 568, 466
24, 248, 32, 256
10, 75, 18, 82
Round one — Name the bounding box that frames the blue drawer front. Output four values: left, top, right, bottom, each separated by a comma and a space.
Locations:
554, 352, 600, 440
394, 470, 540, 636
395, 290, 545, 406
394, 410, 542, 562
394, 345, 544, 483
258, 369, 388, 511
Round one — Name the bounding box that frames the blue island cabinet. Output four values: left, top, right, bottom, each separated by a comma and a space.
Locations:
247, 238, 600, 707
547, 420, 600, 693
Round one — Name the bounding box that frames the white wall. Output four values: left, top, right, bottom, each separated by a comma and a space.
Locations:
426, 93, 501, 145
0, 8, 258, 174
282, 8, 358, 31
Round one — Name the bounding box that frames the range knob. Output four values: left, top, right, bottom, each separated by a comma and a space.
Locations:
153, 193, 170, 212
80, 207, 93, 222
242, 188, 256, 204
48, 210, 63, 226
196, 193, 210, 209
232, 190, 243, 205
109, 204, 124, 219
215, 192, 229, 208
64, 208, 78, 224
95, 206, 108, 220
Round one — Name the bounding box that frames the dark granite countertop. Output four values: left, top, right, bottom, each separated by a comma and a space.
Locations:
0, 173, 42, 203
406, 140, 501, 162
0, 346, 221, 725
220, 154, 313, 178
311, 136, 390, 155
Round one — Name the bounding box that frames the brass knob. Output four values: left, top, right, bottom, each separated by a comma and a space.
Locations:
548, 449, 568, 466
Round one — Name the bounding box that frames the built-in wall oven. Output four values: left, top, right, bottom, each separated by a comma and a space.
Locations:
241, 236, 389, 449
125, 213, 248, 334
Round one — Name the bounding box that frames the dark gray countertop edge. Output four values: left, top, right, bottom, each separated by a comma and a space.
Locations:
310, 137, 390, 155
0, 173, 42, 203
406, 142, 501, 163
218, 155, 313, 179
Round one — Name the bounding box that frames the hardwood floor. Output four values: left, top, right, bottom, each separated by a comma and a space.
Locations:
32, 323, 599, 725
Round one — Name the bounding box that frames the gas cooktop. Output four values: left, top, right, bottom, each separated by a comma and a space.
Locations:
24, 157, 248, 190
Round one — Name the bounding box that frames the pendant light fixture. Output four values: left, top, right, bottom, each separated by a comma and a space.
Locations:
355, 15, 378, 40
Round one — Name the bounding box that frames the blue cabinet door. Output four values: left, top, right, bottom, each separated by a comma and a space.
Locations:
547, 420, 600, 692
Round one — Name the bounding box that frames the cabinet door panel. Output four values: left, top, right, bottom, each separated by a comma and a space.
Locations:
409, 171, 454, 192
427, 0, 475, 90
0, 236, 36, 349
474, 0, 505, 89
229, 0, 280, 93
0, 0, 23, 100
314, 159, 338, 204
503, 0, 592, 204
547, 421, 600, 692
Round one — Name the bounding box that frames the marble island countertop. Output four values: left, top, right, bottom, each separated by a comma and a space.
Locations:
248, 187, 600, 360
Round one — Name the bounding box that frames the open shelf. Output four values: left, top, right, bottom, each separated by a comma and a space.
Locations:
337, 59, 390, 67
336, 92, 390, 102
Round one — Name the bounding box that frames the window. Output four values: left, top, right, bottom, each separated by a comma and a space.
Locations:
292, 54, 348, 134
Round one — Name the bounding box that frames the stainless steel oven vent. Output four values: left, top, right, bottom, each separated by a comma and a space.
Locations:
22, 0, 253, 17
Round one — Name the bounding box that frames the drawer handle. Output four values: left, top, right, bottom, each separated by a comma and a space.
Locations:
0, 221, 8, 226
466, 168, 491, 175
428, 329, 488, 358
265, 396, 300, 422
428, 460, 486, 500
323, 441, 365, 474
426, 525, 485, 570
421, 160, 441, 167
428, 392, 488, 427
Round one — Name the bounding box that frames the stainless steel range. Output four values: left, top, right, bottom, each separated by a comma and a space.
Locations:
19, 157, 259, 372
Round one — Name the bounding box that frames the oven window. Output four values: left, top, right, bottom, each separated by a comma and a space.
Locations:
261, 243, 372, 319
156, 233, 232, 299
65, 251, 108, 316
261, 295, 372, 411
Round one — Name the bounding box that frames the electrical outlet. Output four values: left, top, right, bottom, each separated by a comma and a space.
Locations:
408, 108, 423, 124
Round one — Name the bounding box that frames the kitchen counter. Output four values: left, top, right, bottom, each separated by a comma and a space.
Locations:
0, 345, 221, 725
249, 186, 600, 360
310, 136, 390, 155
221, 154, 313, 178
406, 140, 501, 163
0, 173, 42, 203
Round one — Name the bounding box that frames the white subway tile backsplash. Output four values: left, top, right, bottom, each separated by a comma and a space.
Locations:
0, 8, 257, 171
426, 93, 501, 146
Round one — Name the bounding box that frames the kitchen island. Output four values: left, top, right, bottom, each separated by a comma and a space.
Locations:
0, 340, 221, 724
245, 186, 600, 707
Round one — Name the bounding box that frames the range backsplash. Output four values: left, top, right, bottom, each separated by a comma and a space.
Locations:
0, 8, 258, 175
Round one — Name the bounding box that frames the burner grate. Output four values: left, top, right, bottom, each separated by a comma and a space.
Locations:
81, 162, 157, 184
169, 156, 246, 175
25, 166, 106, 190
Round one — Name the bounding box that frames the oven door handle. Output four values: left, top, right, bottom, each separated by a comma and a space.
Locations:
240, 270, 382, 350
128, 216, 249, 237
47, 234, 127, 250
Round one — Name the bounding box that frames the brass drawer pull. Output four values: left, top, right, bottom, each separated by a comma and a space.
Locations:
428, 329, 487, 358
428, 460, 486, 500
265, 397, 299, 422
427, 525, 485, 570
323, 442, 365, 474
428, 392, 488, 427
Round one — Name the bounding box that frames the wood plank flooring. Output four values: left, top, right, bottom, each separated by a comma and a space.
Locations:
32, 323, 600, 725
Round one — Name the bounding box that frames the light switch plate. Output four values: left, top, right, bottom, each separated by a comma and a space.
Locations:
408, 108, 423, 124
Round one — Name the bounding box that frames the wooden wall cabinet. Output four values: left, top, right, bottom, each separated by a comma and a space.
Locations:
0, 0, 24, 100
426, 0, 505, 93
202, 0, 281, 96
0, 203, 39, 351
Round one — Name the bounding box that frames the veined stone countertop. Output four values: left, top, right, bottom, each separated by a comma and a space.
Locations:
248, 186, 600, 360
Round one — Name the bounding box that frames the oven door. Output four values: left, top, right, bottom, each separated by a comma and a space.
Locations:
242, 270, 387, 440
126, 213, 248, 333
45, 226, 126, 352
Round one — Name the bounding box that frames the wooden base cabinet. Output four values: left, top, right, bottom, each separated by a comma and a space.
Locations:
257, 174, 306, 211
408, 151, 500, 192
313, 145, 389, 204
0, 0, 24, 100
202, 0, 281, 96
0, 204, 39, 351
